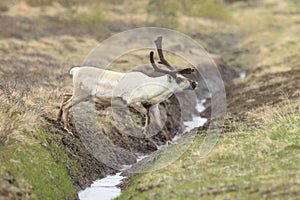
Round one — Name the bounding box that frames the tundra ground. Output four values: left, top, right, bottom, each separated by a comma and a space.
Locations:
0, 0, 299, 199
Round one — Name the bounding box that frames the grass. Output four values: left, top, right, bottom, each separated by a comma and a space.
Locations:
183, 0, 231, 20
23, 0, 109, 32
72, 4, 106, 29
146, 0, 231, 29
1, 0, 299, 199
25, 0, 107, 7
147, 0, 231, 20
0, 83, 78, 199
116, 0, 300, 199
22, 0, 231, 31
117, 100, 300, 199
0, 23, 99, 198
223, 0, 300, 70
0, 83, 32, 146
0, 128, 77, 199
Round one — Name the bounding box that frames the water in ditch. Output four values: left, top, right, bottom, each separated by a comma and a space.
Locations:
78, 99, 207, 200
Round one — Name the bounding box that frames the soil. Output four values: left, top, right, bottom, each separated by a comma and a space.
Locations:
43, 117, 118, 191
226, 67, 300, 116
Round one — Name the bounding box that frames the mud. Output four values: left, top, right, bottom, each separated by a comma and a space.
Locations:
226, 67, 300, 116
43, 118, 117, 191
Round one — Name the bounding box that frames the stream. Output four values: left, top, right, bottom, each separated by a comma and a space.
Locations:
78, 99, 207, 200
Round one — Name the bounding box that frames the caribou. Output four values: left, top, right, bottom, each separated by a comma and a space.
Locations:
57, 36, 198, 143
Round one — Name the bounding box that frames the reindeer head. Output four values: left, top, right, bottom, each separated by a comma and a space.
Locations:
150, 36, 198, 92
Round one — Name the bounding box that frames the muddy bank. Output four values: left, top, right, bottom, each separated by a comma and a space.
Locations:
68, 61, 238, 191
43, 118, 118, 191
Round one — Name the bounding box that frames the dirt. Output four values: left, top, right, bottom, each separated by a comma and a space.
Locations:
43, 117, 118, 191
200, 66, 300, 120
226, 67, 300, 116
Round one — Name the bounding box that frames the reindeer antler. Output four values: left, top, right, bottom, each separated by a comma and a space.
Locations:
154, 36, 175, 71
150, 36, 196, 75
150, 51, 176, 78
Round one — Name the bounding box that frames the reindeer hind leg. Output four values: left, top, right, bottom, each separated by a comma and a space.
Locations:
62, 94, 92, 134
57, 93, 72, 122
150, 104, 174, 144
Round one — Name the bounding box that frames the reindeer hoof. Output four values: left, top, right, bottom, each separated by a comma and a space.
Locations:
64, 127, 74, 136
167, 140, 176, 145
141, 128, 147, 139
57, 120, 63, 126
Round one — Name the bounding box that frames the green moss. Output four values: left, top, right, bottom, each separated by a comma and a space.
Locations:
146, 0, 230, 29
184, 0, 231, 20
268, 117, 300, 142
73, 6, 105, 29
148, 0, 230, 21
0, 128, 77, 199
25, 0, 54, 7
25, 0, 86, 7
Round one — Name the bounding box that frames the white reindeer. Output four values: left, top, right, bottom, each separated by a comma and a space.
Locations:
57, 36, 198, 142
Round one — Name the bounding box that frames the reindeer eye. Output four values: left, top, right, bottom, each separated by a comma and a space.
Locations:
176, 77, 183, 84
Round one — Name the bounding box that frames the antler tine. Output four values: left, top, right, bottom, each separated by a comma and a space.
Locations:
154, 36, 175, 71
149, 51, 160, 72
150, 51, 176, 78
152, 36, 196, 75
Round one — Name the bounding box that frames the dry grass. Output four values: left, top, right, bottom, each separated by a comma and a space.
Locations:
1, 0, 299, 199
0, 83, 35, 146
247, 95, 300, 126
0, 35, 98, 146
225, 0, 300, 70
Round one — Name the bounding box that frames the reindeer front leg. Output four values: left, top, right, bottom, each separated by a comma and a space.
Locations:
132, 102, 151, 138
150, 104, 174, 144
60, 94, 92, 134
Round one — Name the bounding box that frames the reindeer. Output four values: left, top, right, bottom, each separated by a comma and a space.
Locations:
57, 36, 198, 143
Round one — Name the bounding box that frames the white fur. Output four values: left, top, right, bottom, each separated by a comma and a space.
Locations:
58, 66, 196, 133
70, 66, 193, 106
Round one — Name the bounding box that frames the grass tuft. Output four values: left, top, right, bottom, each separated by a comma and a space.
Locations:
72, 4, 106, 29
146, 0, 231, 28
183, 0, 231, 20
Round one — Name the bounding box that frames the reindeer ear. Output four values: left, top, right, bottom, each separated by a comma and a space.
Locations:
178, 68, 195, 74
